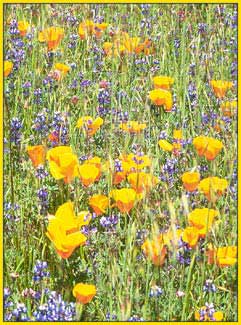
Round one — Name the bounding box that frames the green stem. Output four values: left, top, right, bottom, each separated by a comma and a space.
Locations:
76, 303, 84, 321
181, 252, 196, 320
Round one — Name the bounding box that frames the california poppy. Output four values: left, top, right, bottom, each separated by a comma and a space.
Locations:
89, 194, 109, 216
142, 237, 167, 266
188, 208, 218, 237
149, 89, 173, 111
220, 101, 237, 117
206, 245, 237, 267
182, 227, 199, 248
158, 140, 174, 152
153, 76, 174, 90
127, 172, 159, 194
18, 20, 30, 36
78, 164, 100, 187
210, 80, 233, 99
4, 61, 13, 77
38, 26, 64, 51
120, 121, 146, 134
52, 63, 70, 80
46, 146, 79, 183
198, 177, 228, 201
109, 188, 137, 213
193, 136, 223, 161
77, 116, 103, 137
27, 145, 46, 168
73, 283, 96, 304
181, 171, 200, 192
46, 202, 91, 259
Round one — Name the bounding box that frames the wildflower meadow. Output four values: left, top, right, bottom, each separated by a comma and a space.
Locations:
3, 3, 237, 322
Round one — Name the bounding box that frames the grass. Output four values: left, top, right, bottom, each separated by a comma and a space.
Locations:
3, 3, 237, 322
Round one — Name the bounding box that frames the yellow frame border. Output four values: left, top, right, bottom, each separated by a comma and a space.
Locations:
0, 1, 239, 324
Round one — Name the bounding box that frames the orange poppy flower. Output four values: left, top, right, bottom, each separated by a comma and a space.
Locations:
210, 80, 233, 99
142, 237, 167, 266
122, 35, 141, 54
46, 202, 91, 259
206, 245, 237, 267
4, 61, 13, 77
127, 172, 159, 194
181, 171, 200, 192
89, 194, 109, 216
46, 146, 79, 183
18, 20, 30, 36
135, 38, 154, 55
149, 89, 173, 111
153, 76, 174, 90
188, 208, 218, 238
193, 136, 223, 160
27, 145, 46, 168
76, 116, 103, 137
220, 101, 237, 117
79, 20, 107, 39
38, 26, 64, 51
94, 22, 108, 38
73, 283, 96, 304
198, 177, 228, 201
109, 188, 137, 213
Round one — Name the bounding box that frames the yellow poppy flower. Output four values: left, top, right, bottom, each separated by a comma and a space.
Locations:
158, 140, 174, 152
153, 76, 174, 90
206, 245, 237, 267
89, 194, 109, 216
149, 89, 173, 111
94, 22, 108, 38
79, 20, 107, 39
188, 208, 218, 237
109, 188, 137, 213
38, 26, 64, 51
210, 80, 233, 98
181, 171, 200, 192
46, 146, 79, 184
173, 129, 183, 150
119, 121, 146, 134
73, 283, 96, 304
77, 116, 103, 137
198, 177, 228, 201
127, 172, 159, 194
220, 101, 237, 117
53, 63, 70, 80
46, 202, 91, 259
182, 227, 199, 248
193, 136, 223, 160
142, 237, 167, 266
78, 164, 100, 187
4, 61, 13, 77
18, 20, 30, 36
135, 38, 154, 55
